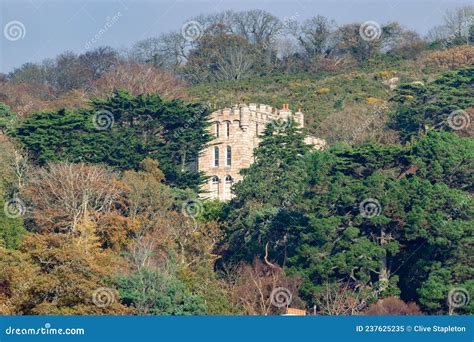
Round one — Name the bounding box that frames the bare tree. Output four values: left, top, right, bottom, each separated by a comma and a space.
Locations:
78, 46, 121, 81
91, 63, 187, 98
215, 46, 255, 81
22, 163, 122, 233
192, 10, 282, 48
314, 281, 374, 315
228, 258, 303, 315
231, 10, 283, 47
443, 5, 474, 43
194, 11, 236, 35
130, 33, 187, 71
12, 148, 29, 190
289, 15, 336, 59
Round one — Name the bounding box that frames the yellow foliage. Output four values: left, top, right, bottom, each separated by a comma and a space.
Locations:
403, 95, 414, 100
366, 97, 385, 104
289, 81, 302, 88
316, 87, 330, 94
376, 71, 397, 80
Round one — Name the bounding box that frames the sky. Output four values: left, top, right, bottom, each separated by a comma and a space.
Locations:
0, 0, 471, 73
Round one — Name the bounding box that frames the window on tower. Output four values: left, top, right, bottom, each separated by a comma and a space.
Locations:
215, 122, 220, 137
226, 146, 231, 166
214, 146, 219, 167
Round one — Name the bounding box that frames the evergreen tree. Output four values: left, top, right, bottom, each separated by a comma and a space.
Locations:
0, 102, 16, 134
223, 120, 311, 262
389, 66, 474, 141
117, 267, 208, 315
13, 91, 212, 190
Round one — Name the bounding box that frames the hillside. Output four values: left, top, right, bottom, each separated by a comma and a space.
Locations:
188, 57, 448, 144
0, 4, 473, 318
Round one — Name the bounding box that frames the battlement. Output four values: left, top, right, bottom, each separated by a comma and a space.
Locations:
200, 102, 324, 201
211, 103, 304, 129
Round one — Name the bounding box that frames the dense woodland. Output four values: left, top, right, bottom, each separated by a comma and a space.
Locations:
0, 6, 473, 316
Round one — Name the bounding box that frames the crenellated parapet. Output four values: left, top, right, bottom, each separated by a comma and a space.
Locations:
211, 103, 305, 130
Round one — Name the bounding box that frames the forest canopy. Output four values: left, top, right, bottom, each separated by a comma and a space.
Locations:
0, 5, 473, 316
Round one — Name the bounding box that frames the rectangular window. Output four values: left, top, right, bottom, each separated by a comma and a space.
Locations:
214, 147, 219, 167
226, 146, 231, 166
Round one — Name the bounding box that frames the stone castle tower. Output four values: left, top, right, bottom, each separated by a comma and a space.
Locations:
198, 103, 325, 201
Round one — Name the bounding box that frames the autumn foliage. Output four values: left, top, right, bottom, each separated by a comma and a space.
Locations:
421, 46, 474, 71
364, 297, 422, 316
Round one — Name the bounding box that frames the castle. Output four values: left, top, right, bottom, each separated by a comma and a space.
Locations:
198, 103, 325, 201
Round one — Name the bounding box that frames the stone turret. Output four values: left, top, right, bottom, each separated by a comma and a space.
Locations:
198, 103, 325, 201
239, 105, 250, 131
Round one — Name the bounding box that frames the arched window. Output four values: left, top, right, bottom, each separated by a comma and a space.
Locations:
224, 175, 233, 200
215, 122, 220, 137
226, 121, 230, 137
226, 146, 231, 166
213, 147, 219, 167
211, 176, 219, 199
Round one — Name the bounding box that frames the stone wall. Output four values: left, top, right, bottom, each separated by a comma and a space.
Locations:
198, 103, 325, 201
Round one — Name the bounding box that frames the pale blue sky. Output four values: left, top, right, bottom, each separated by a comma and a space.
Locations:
0, 0, 471, 73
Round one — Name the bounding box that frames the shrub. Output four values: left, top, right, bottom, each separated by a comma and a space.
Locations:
366, 97, 385, 104
375, 70, 397, 80
421, 46, 474, 71
364, 297, 422, 315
